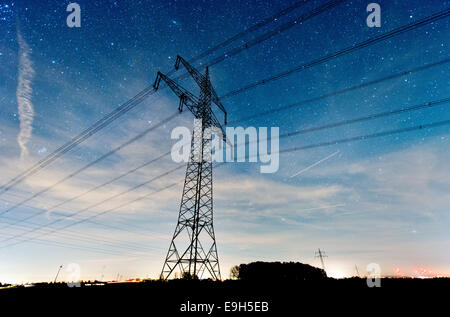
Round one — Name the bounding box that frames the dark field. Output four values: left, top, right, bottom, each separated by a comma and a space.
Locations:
1, 278, 447, 315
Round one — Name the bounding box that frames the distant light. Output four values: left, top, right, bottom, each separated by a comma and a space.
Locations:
38, 147, 47, 154
327, 269, 346, 279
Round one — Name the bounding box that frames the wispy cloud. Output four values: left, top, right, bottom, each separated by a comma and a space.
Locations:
16, 29, 35, 160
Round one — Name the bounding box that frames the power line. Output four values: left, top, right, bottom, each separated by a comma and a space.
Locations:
0, 195, 170, 242
3, 7, 448, 253
277, 98, 450, 139
0, 231, 144, 257
0, 150, 173, 230
0, 191, 172, 250
11, 102, 446, 251
0, 0, 319, 197
0, 0, 350, 246
0, 166, 184, 246
5, 95, 448, 247
220, 8, 450, 100
226, 113, 450, 163
3, 4, 444, 213
2, 59, 448, 230
5, 93, 448, 247
187, 0, 312, 64
0, 180, 182, 250
0, 141, 191, 240
0, 1, 349, 254
0, 86, 158, 195
0, 213, 161, 253
279, 119, 450, 155
165, 0, 345, 87
1, 164, 229, 250
203, 0, 346, 68
233, 97, 450, 151
58, 118, 449, 250
0, 112, 179, 217
0, 149, 179, 249
229, 58, 450, 124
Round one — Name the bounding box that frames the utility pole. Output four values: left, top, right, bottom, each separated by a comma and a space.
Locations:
315, 248, 327, 271
100, 265, 106, 281
154, 55, 227, 280
355, 264, 360, 277
54, 265, 63, 283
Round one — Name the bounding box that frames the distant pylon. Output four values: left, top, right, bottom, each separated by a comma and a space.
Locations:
355, 264, 360, 277
315, 248, 327, 271
54, 265, 63, 283
154, 55, 227, 280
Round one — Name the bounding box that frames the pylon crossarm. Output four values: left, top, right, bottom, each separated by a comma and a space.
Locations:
175, 55, 227, 125
175, 55, 206, 91
153, 71, 199, 114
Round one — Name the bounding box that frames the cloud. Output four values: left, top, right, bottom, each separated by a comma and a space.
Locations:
16, 29, 35, 160
305, 142, 450, 220
214, 174, 347, 223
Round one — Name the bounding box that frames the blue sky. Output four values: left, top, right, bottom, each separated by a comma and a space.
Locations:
0, 0, 449, 283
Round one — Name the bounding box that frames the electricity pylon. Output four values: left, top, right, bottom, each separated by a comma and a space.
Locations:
54, 265, 63, 283
154, 55, 227, 280
315, 248, 327, 271
355, 264, 360, 277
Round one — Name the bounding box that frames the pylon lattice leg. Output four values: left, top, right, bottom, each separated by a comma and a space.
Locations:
161, 120, 221, 280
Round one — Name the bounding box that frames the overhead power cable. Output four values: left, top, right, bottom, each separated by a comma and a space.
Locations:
0, 196, 170, 244
203, 0, 346, 69
278, 97, 450, 140
0, 86, 158, 195
9, 111, 449, 248
5, 81, 448, 244
230, 58, 450, 124
278, 119, 450, 155
0, 150, 173, 230
0, 231, 145, 257
3, 6, 448, 251
0, 112, 179, 217
187, 0, 312, 64
5, 94, 449, 245
220, 9, 450, 100
0, 0, 319, 196
0, 181, 182, 250
0, 212, 161, 253
0, 165, 185, 246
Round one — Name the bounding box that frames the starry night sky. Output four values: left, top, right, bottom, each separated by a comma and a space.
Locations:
0, 0, 449, 283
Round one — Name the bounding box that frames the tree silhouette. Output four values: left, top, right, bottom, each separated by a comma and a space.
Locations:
234, 261, 327, 281
230, 265, 239, 279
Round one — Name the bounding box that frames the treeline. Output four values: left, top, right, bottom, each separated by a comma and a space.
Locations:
231, 261, 327, 281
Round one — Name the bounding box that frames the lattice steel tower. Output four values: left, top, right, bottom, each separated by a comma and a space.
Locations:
315, 248, 328, 271
153, 55, 227, 280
